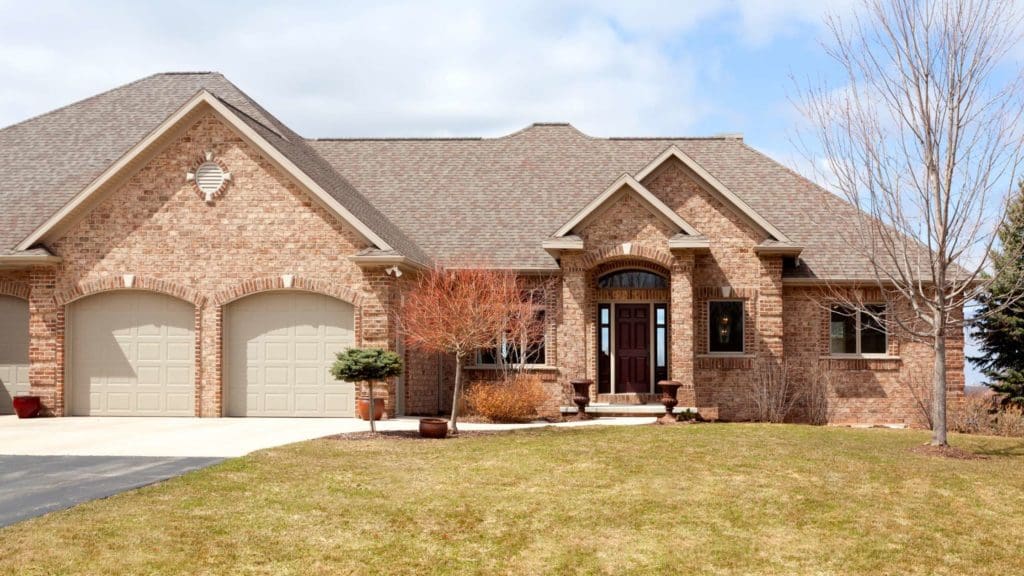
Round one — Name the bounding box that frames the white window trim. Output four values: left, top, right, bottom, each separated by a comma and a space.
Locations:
829, 304, 889, 357
707, 299, 745, 355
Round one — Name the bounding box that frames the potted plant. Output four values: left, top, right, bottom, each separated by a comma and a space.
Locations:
418, 417, 449, 439
330, 347, 403, 433
12, 395, 42, 419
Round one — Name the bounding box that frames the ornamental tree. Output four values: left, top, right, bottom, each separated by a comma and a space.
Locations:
331, 347, 403, 433
398, 266, 522, 435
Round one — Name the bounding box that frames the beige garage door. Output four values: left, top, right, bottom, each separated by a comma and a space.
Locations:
0, 296, 30, 415
70, 291, 195, 416
227, 292, 355, 417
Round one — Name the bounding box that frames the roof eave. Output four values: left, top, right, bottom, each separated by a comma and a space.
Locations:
0, 253, 62, 268
667, 237, 711, 252
349, 253, 427, 271
754, 244, 804, 257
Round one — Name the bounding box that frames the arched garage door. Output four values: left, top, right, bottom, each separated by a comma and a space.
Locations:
226, 292, 355, 417
0, 296, 30, 415
69, 291, 195, 416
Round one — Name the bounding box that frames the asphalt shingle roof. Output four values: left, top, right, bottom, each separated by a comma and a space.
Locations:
0, 72, 428, 264
0, 73, 899, 280
310, 124, 875, 279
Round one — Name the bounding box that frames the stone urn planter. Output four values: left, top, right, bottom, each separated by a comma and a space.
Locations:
657, 380, 682, 424
419, 417, 449, 439
12, 395, 42, 419
570, 379, 593, 420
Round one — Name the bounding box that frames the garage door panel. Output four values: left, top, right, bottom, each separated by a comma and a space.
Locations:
70, 291, 195, 416
294, 366, 320, 386
137, 342, 162, 362
227, 292, 355, 417
294, 342, 318, 362
166, 342, 192, 362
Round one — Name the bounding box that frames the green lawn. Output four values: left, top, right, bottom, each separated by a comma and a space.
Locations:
1, 425, 1022, 575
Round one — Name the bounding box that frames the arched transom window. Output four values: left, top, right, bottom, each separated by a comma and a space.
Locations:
596, 269, 668, 289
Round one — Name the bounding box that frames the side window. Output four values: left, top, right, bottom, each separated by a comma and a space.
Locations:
830, 305, 888, 355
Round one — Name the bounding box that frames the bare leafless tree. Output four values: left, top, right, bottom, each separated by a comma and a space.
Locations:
797, 0, 1024, 445
748, 359, 803, 423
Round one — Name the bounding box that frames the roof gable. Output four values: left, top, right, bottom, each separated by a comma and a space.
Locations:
553, 173, 702, 238
16, 90, 396, 256
635, 145, 792, 244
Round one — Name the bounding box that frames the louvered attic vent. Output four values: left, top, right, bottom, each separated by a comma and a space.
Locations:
195, 162, 225, 195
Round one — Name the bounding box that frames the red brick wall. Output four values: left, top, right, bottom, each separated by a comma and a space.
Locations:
24, 112, 396, 416
784, 286, 965, 427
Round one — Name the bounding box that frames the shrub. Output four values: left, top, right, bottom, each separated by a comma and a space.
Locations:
993, 405, 1024, 437
804, 364, 834, 426
951, 391, 1024, 437
951, 392, 993, 434
746, 360, 801, 423
465, 373, 547, 423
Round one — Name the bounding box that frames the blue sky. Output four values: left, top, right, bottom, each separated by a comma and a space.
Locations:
0, 0, 997, 384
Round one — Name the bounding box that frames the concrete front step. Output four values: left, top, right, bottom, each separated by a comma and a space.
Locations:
560, 404, 698, 416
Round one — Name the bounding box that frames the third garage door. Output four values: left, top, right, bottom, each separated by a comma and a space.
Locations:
226, 292, 355, 417
0, 296, 29, 415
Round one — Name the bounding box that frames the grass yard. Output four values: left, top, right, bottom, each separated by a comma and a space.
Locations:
1, 425, 1022, 575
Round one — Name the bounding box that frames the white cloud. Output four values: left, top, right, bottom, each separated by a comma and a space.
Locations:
0, 0, 857, 137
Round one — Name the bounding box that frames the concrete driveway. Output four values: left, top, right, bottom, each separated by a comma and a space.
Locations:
0, 414, 651, 526
0, 415, 377, 458
0, 415, 653, 458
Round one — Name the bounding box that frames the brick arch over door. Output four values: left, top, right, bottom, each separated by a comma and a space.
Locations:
54, 276, 206, 307
590, 258, 672, 281
577, 245, 675, 271
0, 280, 30, 301
210, 276, 363, 308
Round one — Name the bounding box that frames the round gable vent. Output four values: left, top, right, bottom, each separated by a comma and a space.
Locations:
195, 162, 225, 196
186, 151, 232, 203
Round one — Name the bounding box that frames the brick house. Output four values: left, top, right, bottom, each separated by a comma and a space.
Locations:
0, 73, 963, 424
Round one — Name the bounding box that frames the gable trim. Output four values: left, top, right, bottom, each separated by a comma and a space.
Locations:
553, 174, 701, 238
16, 90, 393, 253
635, 145, 792, 244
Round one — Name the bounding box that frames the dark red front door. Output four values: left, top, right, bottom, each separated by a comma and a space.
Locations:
615, 304, 650, 393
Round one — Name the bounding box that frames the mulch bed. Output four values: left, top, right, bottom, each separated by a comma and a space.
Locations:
910, 444, 988, 460
326, 429, 503, 441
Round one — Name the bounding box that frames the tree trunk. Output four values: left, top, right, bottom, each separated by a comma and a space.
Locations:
931, 315, 948, 446
449, 354, 464, 436
367, 381, 376, 434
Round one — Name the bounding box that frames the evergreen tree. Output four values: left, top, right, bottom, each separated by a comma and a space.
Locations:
971, 183, 1024, 407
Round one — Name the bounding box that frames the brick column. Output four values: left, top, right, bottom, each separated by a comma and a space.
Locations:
557, 257, 589, 400
28, 266, 63, 414
199, 302, 218, 416
360, 266, 396, 416
670, 253, 695, 404
758, 255, 784, 359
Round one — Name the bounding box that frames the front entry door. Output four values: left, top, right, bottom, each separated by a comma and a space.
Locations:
615, 304, 650, 393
